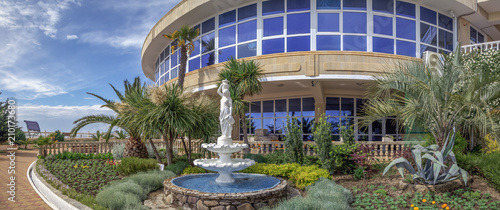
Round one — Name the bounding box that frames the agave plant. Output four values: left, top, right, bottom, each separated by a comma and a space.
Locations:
383, 128, 469, 185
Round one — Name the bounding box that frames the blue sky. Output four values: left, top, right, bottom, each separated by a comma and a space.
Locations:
0, 0, 181, 133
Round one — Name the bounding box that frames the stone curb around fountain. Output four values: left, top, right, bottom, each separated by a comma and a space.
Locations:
163, 174, 288, 210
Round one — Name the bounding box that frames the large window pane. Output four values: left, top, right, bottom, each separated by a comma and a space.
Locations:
317, 0, 340, 10
396, 40, 415, 57
202, 52, 215, 67
373, 37, 394, 54
287, 36, 310, 52
421, 45, 437, 57
344, 35, 366, 51
287, 0, 310, 12
171, 51, 178, 66
303, 117, 314, 134
263, 0, 284, 16
341, 98, 354, 116
263, 119, 275, 133
165, 71, 170, 81
318, 13, 339, 32
202, 32, 215, 53
478, 33, 484, 43
326, 97, 340, 116
396, 18, 415, 40
420, 23, 437, 46
343, 0, 366, 10
219, 10, 236, 27
287, 13, 310, 34
356, 98, 366, 115
219, 46, 235, 63
191, 40, 200, 56
238, 20, 257, 42
275, 100, 287, 117
275, 118, 286, 134
188, 57, 200, 72
317, 35, 341, 51
302, 98, 315, 116
171, 67, 178, 79
160, 61, 166, 75
343, 12, 366, 33
264, 17, 284, 37
439, 29, 453, 51
470, 27, 477, 43
249, 119, 261, 132
202, 17, 215, 34
396, 1, 415, 18
263, 38, 285, 55
373, 0, 394, 13
386, 119, 397, 134
238, 4, 257, 21
288, 98, 301, 117
372, 120, 383, 134
250, 102, 261, 118
374, 15, 392, 36
328, 117, 340, 133
420, 7, 436, 25
263, 100, 274, 118
237, 42, 257, 58
219, 26, 236, 47
439, 14, 453, 31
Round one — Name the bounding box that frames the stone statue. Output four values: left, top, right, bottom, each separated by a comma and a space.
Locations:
217, 80, 235, 140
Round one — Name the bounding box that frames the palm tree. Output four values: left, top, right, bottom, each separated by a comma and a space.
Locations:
163, 25, 199, 89
71, 77, 148, 158
218, 58, 264, 154
114, 130, 128, 139
362, 51, 500, 148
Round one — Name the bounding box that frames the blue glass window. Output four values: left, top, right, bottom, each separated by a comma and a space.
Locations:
288, 98, 301, 116
373, 15, 392, 36
160, 51, 166, 62
318, 13, 339, 32
287, 0, 310, 12
287, 13, 310, 34
193, 25, 200, 34
264, 17, 284, 37
191, 40, 200, 56
171, 51, 178, 66
317, 35, 340, 51
263, 0, 284, 16
160, 62, 166, 75
343, 12, 366, 34
188, 57, 200, 72
238, 20, 257, 42
202, 32, 215, 53
420, 23, 437, 46
165, 72, 169, 81
396, 40, 415, 57
171, 67, 178, 79
287, 36, 310, 52
303, 98, 315, 116
238, 4, 257, 21
373, 37, 394, 54
478, 33, 484, 43
396, 18, 415, 40
439, 29, 453, 51
420, 7, 436, 25
219, 47, 236, 62
373, 0, 393, 13
396, 1, 415, 18
238, 42, 257, 58
219, 10, 236, 27
317, 0, 340, 10
470, 27, 477, 43
219, 26, 236, 47
275, 99, 286, 117
341, 98, 354, 116
171, 40, 178, 51
160, 76, 165, 85
343, 0, 366, 10
326, 97, 340, 116
343, 35, 366, 51
202, 52, 215, 67
164, 47, 170, 57
263, 38, 285, 55
202, 18, 215, 34
439, 14, 453, 31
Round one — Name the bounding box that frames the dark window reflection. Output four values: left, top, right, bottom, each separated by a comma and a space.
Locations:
251, 101, 261, 118
275, 99, 287, 117
202, 33, 215, 53
317, 0, 340, 10
373, 0, 393, 13
263, 0, 284, 16
341, 98, 354, 116
372, 119, 383, 134
302, 117, 314, 134
302, 98, 315, 116
202, 52, 215, 67
326, 97, 340, 116
288, 98, 301, 117
263, 100, 274, 118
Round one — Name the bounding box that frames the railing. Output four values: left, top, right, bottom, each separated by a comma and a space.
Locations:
25, 131, 97, 139
40, 139, 420, 161
461, 41, 500, 53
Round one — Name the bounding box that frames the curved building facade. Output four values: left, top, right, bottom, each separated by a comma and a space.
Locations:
142, 0, 500, 141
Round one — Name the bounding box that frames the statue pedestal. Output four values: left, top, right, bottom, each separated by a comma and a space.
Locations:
217, 136, 232, 145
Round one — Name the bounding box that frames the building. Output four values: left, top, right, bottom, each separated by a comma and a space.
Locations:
141, 0, 500, 141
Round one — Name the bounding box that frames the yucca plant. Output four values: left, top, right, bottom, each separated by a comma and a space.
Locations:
383, 128, 469, 185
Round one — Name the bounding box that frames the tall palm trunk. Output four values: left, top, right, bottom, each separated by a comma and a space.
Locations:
178, 46, 188, 89
180, 136, 193, 166
123, 136, 148, 158
242, 115, 250, 154
148, 139, 163, 164
162, 132, 173, 165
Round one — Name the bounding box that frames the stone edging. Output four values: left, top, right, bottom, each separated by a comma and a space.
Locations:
398, 177, 474, 193
28, 160, 91, 210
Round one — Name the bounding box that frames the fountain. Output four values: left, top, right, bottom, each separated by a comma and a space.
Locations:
163, 80, 289, 209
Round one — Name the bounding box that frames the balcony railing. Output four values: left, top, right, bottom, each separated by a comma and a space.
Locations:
461, 41, 500, 53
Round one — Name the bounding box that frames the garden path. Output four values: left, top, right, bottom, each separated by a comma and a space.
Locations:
0, 145, 52, 210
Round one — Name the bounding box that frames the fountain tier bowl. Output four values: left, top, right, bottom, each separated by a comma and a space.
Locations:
201, 143, 248, 154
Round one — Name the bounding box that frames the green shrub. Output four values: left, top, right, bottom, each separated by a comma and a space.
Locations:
244, 153, 265, 163
117, 157, 159, 176
284, 117, 303, 164
182, 166, 208, 174
164, 161, 189, 175
456, 152, 500, 191
331, 143, 359, 174
267, 178, 352, 210
127, 170, 176, 191
303, 155, 320, 166
111, 143, 125, 159
422, 132, 468, 154
313, 114, 333, 173
263, 150, 289, 164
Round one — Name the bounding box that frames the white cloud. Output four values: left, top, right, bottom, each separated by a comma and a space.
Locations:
66, 34, 78, 40
80, 31, 144, 49
17, 104, 115, 133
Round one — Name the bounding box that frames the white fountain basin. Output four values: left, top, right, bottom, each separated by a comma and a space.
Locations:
194, 158, 255, 183
201, 143, 249, 154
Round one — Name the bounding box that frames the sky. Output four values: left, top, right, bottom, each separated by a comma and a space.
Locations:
0, 0, 181, 133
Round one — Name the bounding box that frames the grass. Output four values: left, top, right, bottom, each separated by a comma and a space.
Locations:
456, 152, 500, 191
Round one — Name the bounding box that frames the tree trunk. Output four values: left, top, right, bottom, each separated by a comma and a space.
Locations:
148, 139, 163, 164
178, 46, 188, 89
123, 136, 148, 158
242, 115, 250, 154
162, 132, 173, 165
188, 135, 192, 166
470, 130, 475, 151
180, 136, 192, 166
